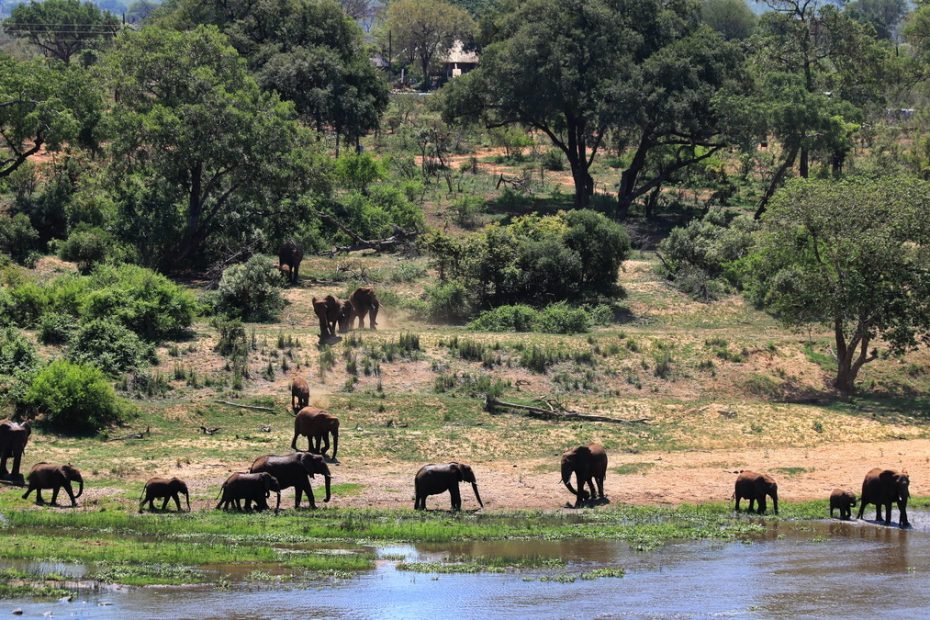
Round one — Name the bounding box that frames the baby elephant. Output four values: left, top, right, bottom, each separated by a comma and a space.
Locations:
22, 463, 84, 507
140, 476, 191, 512
216, 472, 281, 513
829, 489, 857, 520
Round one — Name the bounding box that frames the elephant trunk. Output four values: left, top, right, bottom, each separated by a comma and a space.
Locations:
331, 430, 338, 460
563, 479, 578, 497
324, 475, 331, 503
185, 491, 191, 512
771, 491, 778, 515
75, 477, 84, 499
274, 490, 281, 514
471, 482, 483, 508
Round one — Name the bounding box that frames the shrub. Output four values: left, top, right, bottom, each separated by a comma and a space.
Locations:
3, 281, 47, 327
0, 328, 38, 401
535, 302, 591, 334
468, 305, 539, 332
427, 281, 473, 323
57, 227, 114, 273
215, 254, 285, 322
0, 214, 39, 264
20, 359, 128, 434
83, 264, 197, 340
452, 195, 484, 228
38, 313, 78, 345
334, 152, 385, 194
69, 319, 156, 376
213, 318, 249, 378
562, 209, 630, 295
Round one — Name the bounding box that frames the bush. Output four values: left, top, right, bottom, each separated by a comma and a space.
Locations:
0, 328, 37, 378
541, 149, 565, 171
20, 359, 128, 434
427, 281, 473, 324
2, 281, 47, 327
452, 195, 484, 228
0, 214, 39, 264
68, 319, 156, 376
535, 302, 591, 334
82, 265, 197, 340
215, 254, 285, 322
468, 305, 539, 332
38, 313, 78, 345
334, 152, 385, 194
562, 209, 630, 295
58, 227, 115, 273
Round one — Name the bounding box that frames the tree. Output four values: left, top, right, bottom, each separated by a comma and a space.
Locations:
5, 0, 121, 65
846, 0, 908, 41
701, 0, 757, 40
341, 0, 373, 21
742, 177, 930, 395
101, 26, 330, 270
0, 56, 101, 182
382, 0, 475, 87
750, 0, 893, 215
161, 0, 388, 150
444, 0, 745, 210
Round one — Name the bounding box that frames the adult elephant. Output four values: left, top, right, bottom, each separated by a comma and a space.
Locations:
857, 468, 910, 527
312, 295, 347, 339
278, 241, 304, 285
250, 452, 331, 509
0, 419, 31, 483
140, 476, 191, 512
291, 407, 339, 460
339, 287, 380, 332
414, 462, 483, 511
216, 472, 281, 513
734, 471, 778, 515
22, 463, 83, 507
291, 376, 310, 414
561, 444, 608, 508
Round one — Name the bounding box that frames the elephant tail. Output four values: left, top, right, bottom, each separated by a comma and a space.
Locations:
139, 483, 148, 503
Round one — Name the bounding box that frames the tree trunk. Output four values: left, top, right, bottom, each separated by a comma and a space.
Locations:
755, 144, 799, 219
617, 135, 650, 219
799, 147, 809, 178
832, 320, 876, 396
565, 151, 592, 208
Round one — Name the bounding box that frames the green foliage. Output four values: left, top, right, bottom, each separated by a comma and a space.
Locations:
0, 214, 39, 264
68, 319, 156, 376
213, 318, 249, 380
0, 328, 38, 381
468, 305, 539, 332
742, 177, 930, 393
6, 0, 120, 64
57, 226, 117, 273
336, 184, 425, 240
427, 281, 473, 323
334, 153, 385, 194
701, 0, 756, 40
37, 313, 78, 345
215, 255, 286, 322
80, 265, 197, 341
535, 303, 591, 335
20, 359, 128, 434
0, 280, 47, 327
658, 208, 759, 300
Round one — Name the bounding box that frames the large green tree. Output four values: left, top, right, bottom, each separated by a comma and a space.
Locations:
5, 0, 121, 65
101, 26, 329, 270
742, 177, 930, 395
160, 0, 387, 148
443, 0, 745, 211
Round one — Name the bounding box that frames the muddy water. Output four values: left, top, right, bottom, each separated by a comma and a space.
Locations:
5, 516, 930, 619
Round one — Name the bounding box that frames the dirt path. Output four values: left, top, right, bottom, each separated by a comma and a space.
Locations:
319, 438, 930, 511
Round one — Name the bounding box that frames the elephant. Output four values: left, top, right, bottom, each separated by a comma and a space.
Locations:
312, 295, 347, 339
561, 444, 608, 508
338, 287, 380, 332
278, 241, 303, 285
250, 452, 331, 509
216, 472, 281, 513
22, 463, 83, 507
829, 488, 857, 520
139, 476, 191, 512
414, 462, 483, 511
857, 468, 910, 527
733, 470, 778, 515
291, 376, 310, 413
291, 407, 340, 460
0, 419, 31, 483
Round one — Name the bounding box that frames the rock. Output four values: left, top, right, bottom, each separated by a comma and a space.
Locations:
11, 609, 22, 615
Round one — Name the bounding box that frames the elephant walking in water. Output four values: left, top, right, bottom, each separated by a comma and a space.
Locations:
140, 476, 191, 512
857, 468, 910, 527
561, 444, 608, 508
0, 419, 30, 484
414, 462, 483, 511
733, 471, 778, 515
22, 463, 83, 507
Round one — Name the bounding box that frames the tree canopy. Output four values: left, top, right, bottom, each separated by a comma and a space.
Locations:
5, 0, 121, 65
742, 177, 930, 394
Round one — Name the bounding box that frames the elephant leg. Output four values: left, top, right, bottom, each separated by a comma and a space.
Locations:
876, 504, 883, 522
11, 453, 21, 478
50, 486, 61, 506
321, 434, 330, 456
173, 494, 182, 512
369, 306, 378, 329
884, 502, 893, 525
64, 484, 76, 507
596, 476, 605, 500
586, 478, 596, 502
22, 485, 32, 500
148, 498, 157, 511
449, 484, 461, 511
36, 488, 46, 505
0, 454, 7, 477
734, 494, 741, 512
161, 497, 170, 511
747, 497, 755, 513
898, 501, 909, 528
305, 481, 317, 509
856, 501, 865, 520
574, 473, 584, 508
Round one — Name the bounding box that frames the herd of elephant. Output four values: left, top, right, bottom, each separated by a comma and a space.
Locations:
2, 415, 912, 525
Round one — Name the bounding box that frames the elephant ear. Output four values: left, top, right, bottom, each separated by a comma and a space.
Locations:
450, 462, 464, 481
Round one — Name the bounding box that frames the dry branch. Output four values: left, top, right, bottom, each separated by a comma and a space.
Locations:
484, 396, 650, 425
216, 400, 276, 413
106, 426, 151, 442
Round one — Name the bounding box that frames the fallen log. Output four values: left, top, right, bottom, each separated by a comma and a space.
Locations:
484, 396, 650, 425
216, 400, 277, 413
106, 426, 151, 442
